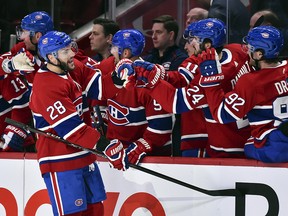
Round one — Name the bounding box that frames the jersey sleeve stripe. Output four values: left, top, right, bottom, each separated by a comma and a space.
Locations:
86, 72, 102, 100
63, 123, 85, 140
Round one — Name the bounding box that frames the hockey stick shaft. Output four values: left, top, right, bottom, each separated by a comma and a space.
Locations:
5, 118, 241, 197
92, 105, 105, 136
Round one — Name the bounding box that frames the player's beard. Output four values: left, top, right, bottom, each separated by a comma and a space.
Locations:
60, 58, 75, 71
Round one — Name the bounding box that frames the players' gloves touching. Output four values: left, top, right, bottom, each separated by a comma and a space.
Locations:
2, 50, 35, 74
125, 138, 152, 165
198, 48, 224, 87
0, 125, 32, 151
132, 60, 166, 88
132, 60, 167, 88
103, 139, 129, 171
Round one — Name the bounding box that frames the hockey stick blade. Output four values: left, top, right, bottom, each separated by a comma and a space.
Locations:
5, 117, 241, 197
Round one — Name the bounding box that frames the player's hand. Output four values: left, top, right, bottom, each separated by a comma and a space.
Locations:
103, 139, 129, 171
114, 58, 136, 87
125, 138, 152, 165
132, 60, 167, 88
115, 58, 134, 80
0, 125, 30, 151
198, 48, 224, 87
2, 51, 35, 73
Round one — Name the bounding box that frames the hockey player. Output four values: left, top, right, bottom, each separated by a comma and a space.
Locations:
198, 26, 288, 163
130, 18, 252, 158
84, 18, 120, 132
31, 31, 128, 215
0, 11, 53, 151
106, 29, 174, 165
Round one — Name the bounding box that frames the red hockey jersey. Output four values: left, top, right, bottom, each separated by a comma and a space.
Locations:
149, 44, 253, 157
204, 60, 288, 148
29, 59, 118, 174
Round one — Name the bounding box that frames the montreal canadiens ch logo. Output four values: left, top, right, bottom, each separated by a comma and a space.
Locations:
108, 100, 129, 125
261, 32, 269, 38
35, 14, 43, 20
75, 199, 83, 206
206, 22, 214, 28
42, 38, 48, 45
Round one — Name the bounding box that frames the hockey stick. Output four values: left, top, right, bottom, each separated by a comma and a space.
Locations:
91, 105, 105, 135
5, 117, 241, 197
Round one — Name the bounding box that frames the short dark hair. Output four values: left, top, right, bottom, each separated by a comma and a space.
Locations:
152, 15, 179, 41
262, 10, 281, 28
93, 18, 120, 36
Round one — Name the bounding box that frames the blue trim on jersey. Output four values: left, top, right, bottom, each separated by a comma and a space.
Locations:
202, 106, 213, 119
181, 136, 208, 141
9, 90, 30, 106
219, 106, 237, 123
148, 115, 173, 131
86, 73, 101, 100
179, 68, 194, 83
127, 109, 146, 123
108, 102, 147, 125
247, 108, 275, 123
0, 98, 12, 114
39, 152, 91, 165
54, 114, 84, 138
33, 115, 50, 129
175, 89, 191, 113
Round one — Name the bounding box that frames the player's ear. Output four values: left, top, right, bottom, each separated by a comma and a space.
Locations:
107, 34, 113, 44
47, 53, 56, 63
35, 32, 43, 41
122, 48, 132, 59
255, 50, 264, 60
169, 31, 175, 41
204, 42, 212, 49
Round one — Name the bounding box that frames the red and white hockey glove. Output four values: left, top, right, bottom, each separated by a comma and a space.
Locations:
2, 50, 35, 74
103, 139, 129, 171
0, 125, 32, 151
198, 48, 224, 87
114, 58, 135, 87
125, 138, 152, 165
132, 60, 167, 88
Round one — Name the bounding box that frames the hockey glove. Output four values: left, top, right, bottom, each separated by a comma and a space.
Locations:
2, 51, 35, 73
103, 139, 129, 171
125, 138, 152, 165
1, 125, 31, 151
198, 48, 224, 87
114, 58, 135, 87
132, 60, 167, 88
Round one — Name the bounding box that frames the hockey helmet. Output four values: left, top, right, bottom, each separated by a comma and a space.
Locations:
183, 18, 226, 48
38, 31, 77, 61
16, 11, 54, 40
243, 26, 283, 59
112, 29, 145, 57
